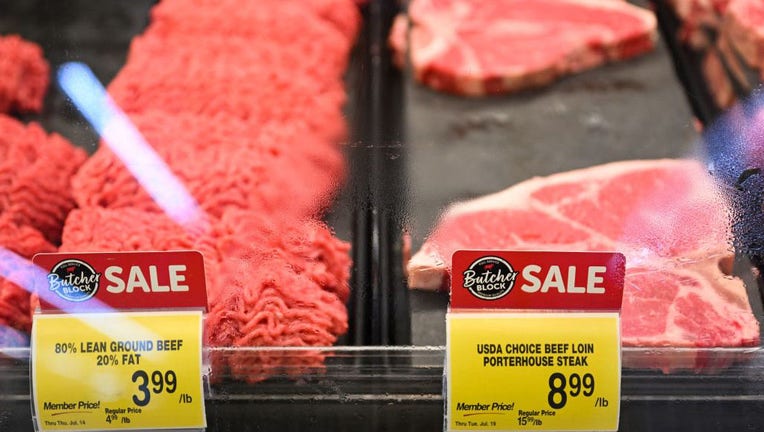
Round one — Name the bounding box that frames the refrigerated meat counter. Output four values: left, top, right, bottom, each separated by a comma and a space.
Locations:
2, 1, 764, 431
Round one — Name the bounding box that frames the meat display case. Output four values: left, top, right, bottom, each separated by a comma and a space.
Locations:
2, 0, 764, 431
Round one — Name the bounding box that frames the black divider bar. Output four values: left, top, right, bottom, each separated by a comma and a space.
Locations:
650, 0, 721, 126
347, 0, 411, 346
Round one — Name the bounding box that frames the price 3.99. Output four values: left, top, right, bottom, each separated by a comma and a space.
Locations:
131, 370, 177, 407
547, 372, 594, 409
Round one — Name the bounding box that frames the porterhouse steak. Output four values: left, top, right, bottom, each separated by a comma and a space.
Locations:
408, 159, 760, 348
392, 0, 657, 96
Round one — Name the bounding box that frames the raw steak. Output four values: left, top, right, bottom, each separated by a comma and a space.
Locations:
392, 0, 657, 96
722, 0, 764, 70
54, 0, 360, 375
408, 159, 760, 348
0, 35, 49, 114
59, 207, 350, 382
0, 115, 87, 244
667, 0, 730, 48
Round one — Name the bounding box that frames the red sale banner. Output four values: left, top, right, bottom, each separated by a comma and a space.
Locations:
32, 251, 208, 313
451, 250, 625, 311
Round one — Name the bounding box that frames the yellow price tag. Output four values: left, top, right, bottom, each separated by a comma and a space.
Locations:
447, 312, 620, 431
31, 311, 206, 431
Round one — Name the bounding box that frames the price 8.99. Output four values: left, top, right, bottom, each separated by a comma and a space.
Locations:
547, 372, 595, 409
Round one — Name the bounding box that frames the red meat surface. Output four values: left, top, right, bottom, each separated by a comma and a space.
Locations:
55, 0, 359, 374
72, 111, 344, 219
108, 35, 348, 142
0, 35, 49, 114
393, 0, 657, 96
150, 0, 361, 44
60, 207, 350, 382
0, 215, 56, 334
408, 159, 760, 350
667, 0, 730, 48
0, 115, 87, 244
722, 0, 764, 70
145, 0, 357, 72
210, 209, 351, 303
127, 32, 349, 91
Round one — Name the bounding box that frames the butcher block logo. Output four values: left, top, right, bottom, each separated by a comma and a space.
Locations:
48, 259, 101, 302
463, 256, 518, 300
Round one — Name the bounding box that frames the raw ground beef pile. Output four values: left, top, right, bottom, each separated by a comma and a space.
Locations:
390, 0, 657, 96
0, 35, 49, 114
0, 115, 87, 244
60, 208, 351, 381
65, 0, 360, 381
0, 114, 85, 338
408, 159, 760, 356
73, 110, 345, 219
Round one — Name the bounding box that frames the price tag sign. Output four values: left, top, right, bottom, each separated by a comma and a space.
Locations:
446, 251, 625, 432
32, 311, 205, 431
30, 251, 208, 431
448, 313, 619, 431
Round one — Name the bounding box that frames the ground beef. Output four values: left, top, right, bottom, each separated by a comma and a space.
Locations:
128, 32, 349, 89
57, 0, 360, 378
210, 209, 351, 303
0, 115, 87, 244
60, 207, 350, 382
0, 215, 56, 335
206, 254, 347, 383
107, 35, 349, 142
148, 0, 361, 44
0, 35, 49, 114
72, 111, 344, 219
205, 211, 349, 382
60, 208, 199, 255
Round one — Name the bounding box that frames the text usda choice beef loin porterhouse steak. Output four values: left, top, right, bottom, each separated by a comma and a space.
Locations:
408, 159, 760, 348
390, 0, 658, 95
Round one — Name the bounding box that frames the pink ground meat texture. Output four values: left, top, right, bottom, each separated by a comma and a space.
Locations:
211, 209, 352, 303
57, 0, 359, 371
107, 36, 349, 143
60, 207, 350, 382
149, 0, 361, 44
0, 115, 87, 244
72, 111, 344, 219
126, 32, 350, 91
0, 215, 56, 334
0, 35, 49, 114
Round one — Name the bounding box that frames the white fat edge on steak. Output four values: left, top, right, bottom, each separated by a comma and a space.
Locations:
408, 159, 735, 291
404, 0, 658, 97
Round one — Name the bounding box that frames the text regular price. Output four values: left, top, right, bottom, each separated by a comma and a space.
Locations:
547, 372, 594, 409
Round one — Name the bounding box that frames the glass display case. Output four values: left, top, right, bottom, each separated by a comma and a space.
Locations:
1, 0, 764, 430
